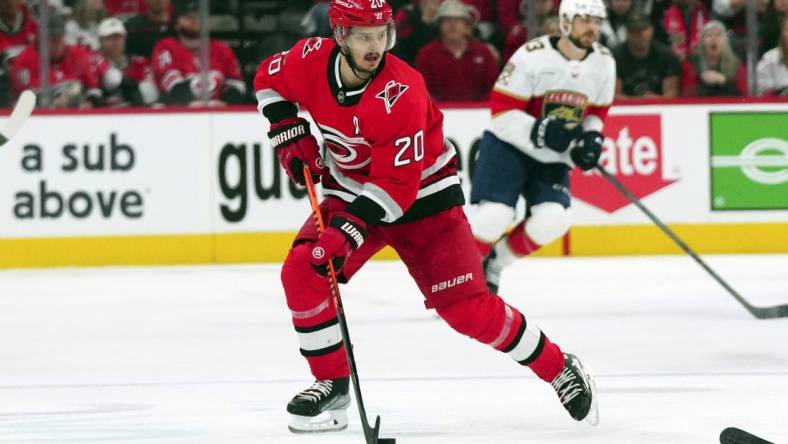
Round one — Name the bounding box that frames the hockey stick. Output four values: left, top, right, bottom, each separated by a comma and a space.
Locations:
303, 167, 396, 444
596, 165, 788, 320
720, 427, 774, 444
0, 90, 36, 147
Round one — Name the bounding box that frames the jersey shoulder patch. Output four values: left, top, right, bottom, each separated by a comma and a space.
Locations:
375, 80, 409, 114
301, 37, 328, 58
593, 42, 613, 57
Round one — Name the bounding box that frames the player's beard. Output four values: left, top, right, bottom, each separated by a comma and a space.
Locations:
569, 31, 597, 50
344, 48, 383, 80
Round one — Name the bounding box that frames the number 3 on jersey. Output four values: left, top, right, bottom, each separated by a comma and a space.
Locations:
394, 130, 424, 167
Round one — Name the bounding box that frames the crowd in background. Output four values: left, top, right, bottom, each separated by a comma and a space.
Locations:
0, 0, 785, 109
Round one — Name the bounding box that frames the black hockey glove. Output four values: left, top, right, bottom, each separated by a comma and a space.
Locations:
530, 116, 583, 153
570, 131, 603, 171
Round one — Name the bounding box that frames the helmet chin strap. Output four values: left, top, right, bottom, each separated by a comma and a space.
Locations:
340, 42, 383, 83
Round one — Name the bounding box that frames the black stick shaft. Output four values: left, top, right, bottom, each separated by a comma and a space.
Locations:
596, 165, 788, 319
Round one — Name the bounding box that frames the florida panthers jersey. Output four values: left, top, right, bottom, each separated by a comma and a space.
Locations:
254, 37, 462, 224
488, 35, 616, 166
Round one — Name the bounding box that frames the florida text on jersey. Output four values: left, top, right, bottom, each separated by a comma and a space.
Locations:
489, 35, 616, 166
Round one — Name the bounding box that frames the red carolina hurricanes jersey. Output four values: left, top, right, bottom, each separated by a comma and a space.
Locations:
254, 37, 463, 224
10, 44, 100, 97
151, 37, 244, 100
0, 6, 37, 65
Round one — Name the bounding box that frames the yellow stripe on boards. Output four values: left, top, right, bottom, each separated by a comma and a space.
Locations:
1, 222, 787, 269
569, 223, 788, 255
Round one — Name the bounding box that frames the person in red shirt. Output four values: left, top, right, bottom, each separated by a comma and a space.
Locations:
10, 14, 101, 108
663, 0, 710, 62
414, 0, 499, 101
97, 17, 158, 106
0, 0, 37, 106
151, 2, 245, 106
254, 0, 598, 435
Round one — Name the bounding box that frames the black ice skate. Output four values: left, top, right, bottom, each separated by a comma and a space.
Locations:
287, 377, 351, 433
550, 353, 599, 425
482, 249, 503, 294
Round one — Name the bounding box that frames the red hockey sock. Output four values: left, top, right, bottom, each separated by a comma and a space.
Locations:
506, 221, 542, 257
524, 336, 565, 382
282, 243, 349, 380
435, 292, 565, 382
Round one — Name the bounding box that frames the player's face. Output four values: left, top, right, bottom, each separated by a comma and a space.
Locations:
570, 15, 602, 49
346, 25, 389, 73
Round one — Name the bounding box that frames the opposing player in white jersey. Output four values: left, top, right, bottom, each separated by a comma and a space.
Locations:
468, 0, 615, 293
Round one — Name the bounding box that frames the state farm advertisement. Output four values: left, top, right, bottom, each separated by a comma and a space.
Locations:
571, 114, 676, 213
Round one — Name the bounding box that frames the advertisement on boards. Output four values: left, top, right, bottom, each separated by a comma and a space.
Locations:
709, 112, 788, 211
571, 114, 676, 213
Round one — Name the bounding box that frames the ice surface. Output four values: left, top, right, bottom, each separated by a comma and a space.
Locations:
1, 255, 787, 443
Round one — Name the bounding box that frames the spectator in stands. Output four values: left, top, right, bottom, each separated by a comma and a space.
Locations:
760, 0, 788, 55
614, 10, 681, 97
600, 0, 634, 48
105, 0, 143, 18
65, 0, 108, 50
0, 0, 37, 106
10, 14, 102, 108
682, 21, 746, 96
97, 17, 158, 106
393, 0, 444, 64
662, 0, 709, 62
414, 0, 499, 102
124, 0, 173, 57
757, 15, 788, 95
712, 0, 767, 53
151, 2, 246, 106
501, 0, 555, 61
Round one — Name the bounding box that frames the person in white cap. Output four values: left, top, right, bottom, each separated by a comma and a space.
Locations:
96, 16, 158, 106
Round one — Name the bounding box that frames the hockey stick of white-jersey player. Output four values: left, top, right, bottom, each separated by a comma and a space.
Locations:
303, 167, 397, 444
0, 90, 36, 147
596, 165, 788, 320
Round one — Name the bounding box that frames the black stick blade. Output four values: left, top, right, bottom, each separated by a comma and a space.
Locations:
720, 427, 774, 444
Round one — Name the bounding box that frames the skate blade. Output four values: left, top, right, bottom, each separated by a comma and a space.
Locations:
582, 363, 599, 426
288, 408, 348, 433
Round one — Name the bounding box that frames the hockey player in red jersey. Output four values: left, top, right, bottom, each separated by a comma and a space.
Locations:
469, 0, 616, 294
255, 0, 599, 434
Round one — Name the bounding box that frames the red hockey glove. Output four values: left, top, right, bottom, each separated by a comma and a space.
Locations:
269, 117, 324, 186
309, 212, 367, 277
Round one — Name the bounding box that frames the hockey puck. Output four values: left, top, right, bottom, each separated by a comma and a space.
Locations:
720, 427, 773, 444
377, 438, 396, 444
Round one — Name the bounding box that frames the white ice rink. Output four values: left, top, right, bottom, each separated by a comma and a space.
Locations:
2, 254, 787, 444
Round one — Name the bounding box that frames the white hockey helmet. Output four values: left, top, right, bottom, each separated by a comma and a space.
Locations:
558, 0, 607, 37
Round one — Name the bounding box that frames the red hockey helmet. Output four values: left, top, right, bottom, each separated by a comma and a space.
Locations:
329, 0, 396, 50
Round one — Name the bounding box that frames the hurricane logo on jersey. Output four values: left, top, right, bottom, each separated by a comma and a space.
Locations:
542, 90, 588, 123
319, 124, 372, 170
375, 80, 409, 115
302, 37, 323, 58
